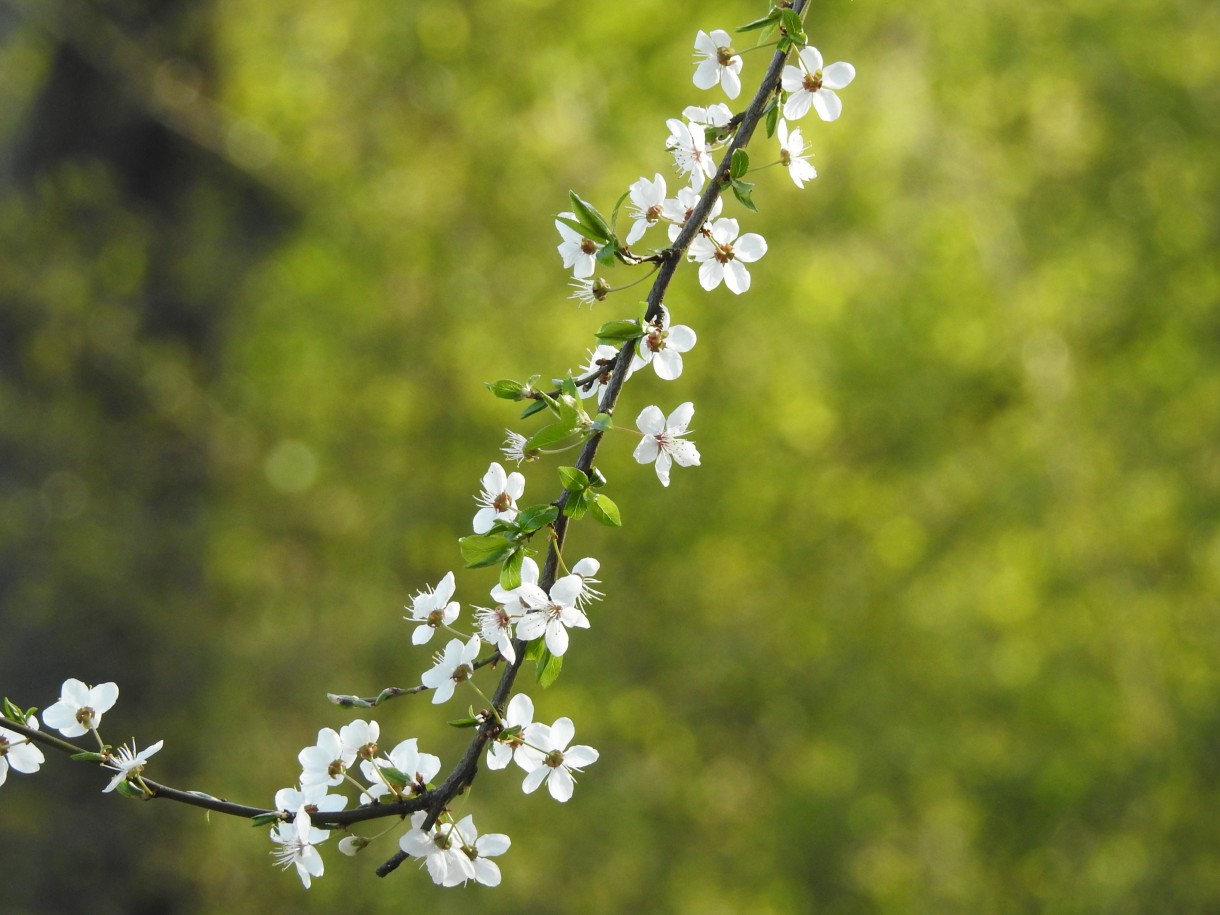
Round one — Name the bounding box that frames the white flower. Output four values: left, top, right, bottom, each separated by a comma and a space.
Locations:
338, 719, 380, 765
568, 276, 609, 306
625, 173, 668, 245
404, 571, 460, 646
665, 118, 716, 191
688, 217, 767, 294
781, 46, 856, 122
446, 815, 511, 887
298, 727, 353, 789
360, 737, 441, 802
502, 429, 531, 465
663, 185, 723, 243
473, 462, 525, 534
487, 693, 535, 771
274, 783, 348, 817
514, 575, 590, 657
571, 557, 604, 610
682, 103, 733, 132
575, 344, 627, 404
633, 402, 701, 487
399, 811, 475, 887
490, 556, 541, 607
692, 29, 743, 99
555, 212, 598, 278
630, 305, 697, 381
337, 835, 369, 856
420, 636, 481, 705
475, 603, 519, 664
0, 721, 45, 785
102, 738, 163, 793
271, 806, 328, 889
42, 678, 119, 738
517, 717, 599, 803
777, 119, 817, 188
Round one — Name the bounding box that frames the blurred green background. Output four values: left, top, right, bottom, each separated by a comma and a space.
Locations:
3, 0, 1219, 911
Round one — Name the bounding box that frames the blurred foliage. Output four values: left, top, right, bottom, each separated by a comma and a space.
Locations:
2, 0, 1219, 912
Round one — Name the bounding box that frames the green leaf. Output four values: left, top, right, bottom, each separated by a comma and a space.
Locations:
379, 766, 410, 788
589, 467, 608, 488
559, 375, 580, 400
115, 780, 149, 799
524, 636, 546, 664
523, 420, 578, 453
459, 534, 517, 569
485, 379, 527, 400
72, 751, 106, 762
520, 399, 547, 419
731, 178, 758, 213
591, 412, 613, 434
536, 648, 563, 688
765, 101, 780, 138
590, 493, 623, 527
568, 191, 614, 244
251, 812, 284, 828
559, 466, 590, 491
563, 489, 591, 520
779, 8, 807, 45
447, 716, 482, 729
517, 504, 559, 533
738, 9, 780, 33
595, 318, 643, 344
731, 148, 751, 180
499, 549, 524, 589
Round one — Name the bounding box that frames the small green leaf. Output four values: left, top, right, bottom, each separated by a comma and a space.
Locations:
520, 399, 548, 419
524, 637, 546, 664
589, 467, 608, 488
499, 549, 524, 589
595, 318, 643, 344
72, 751, 106, 762
517, 504, 559, 533
564, 489, 591, 520
447, 716, 482, 729
486, 379, 527, 400
591, 412, 613, 434
379, 766, 410, 788
556, 214, 606, 243
115, 780, 148, 799
738, 9, 780, 33
523, 420, 578, 453
251, 812, 284, 827
779, 8, 807, 45
536, 648, 563, 688
590, 493, 623, 527
559, 375, 580, 400
568, 191, 614, 244
731, 148, 750, 180
765, 101, 780, 138
459, 534, 517, 569
731, 178, 758, 213
559, 466, 590, 492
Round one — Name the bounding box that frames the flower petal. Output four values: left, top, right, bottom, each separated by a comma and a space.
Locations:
813, 89, 843, 122
822, 61, 856, 90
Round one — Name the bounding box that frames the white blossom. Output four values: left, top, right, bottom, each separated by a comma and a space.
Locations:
487, 693, 535, 771
682, 103, 734, 132
502, 430, 531, 465
446, 815, 511, 887
102, 738, 163, 793
399, 811, 475, 886
692, 29, 743, 99
473, 462, 525, 534
630, 305, 697, 381
666, 118, 716, 191
514, 575, 590, 657
571, 557, 604, 610
777, 119, 817, 188
298, 727, 353, 789
781, 46, 855, 122
0, 721, 45, 785
625, 173, 668, 245
663, 185, 723, 243
517, 717, 599, 803
271, 806, 328, 889
555, 212, 598, 278
688, 217, 767, 294
575, 343, 628, 405
475, 603, 519, 664
404, 571, 460, 646
274, 783, 348, 817
420, 636, 481, 705
359, 737, 441, 802
42, 678, 118, 738
633, 402, 701, 487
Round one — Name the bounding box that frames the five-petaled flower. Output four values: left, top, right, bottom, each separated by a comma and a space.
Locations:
360, 737, 441, 802
42, 678, 119, 738
633, 402, 701, 487
102, 738, 163, 794
666, 118, 717, 191
688, 218, 768, 294
555, 212, 599, 278
517, 717, 599, 802
404, 571, 460, 645
298, 727, 355, 789
777, 119, 817, 188
271, 805, 329, 889
663, 185, 723, 243
692, 29, 743, 99
514, 575, 591, 657
0, 721, 45, 786
473, 462, 525, 534
781, 46, 855, 122
625, 173, 668, 245
487, 693, 536, 771
630, 305, 697, 381
421, 636, 482, 704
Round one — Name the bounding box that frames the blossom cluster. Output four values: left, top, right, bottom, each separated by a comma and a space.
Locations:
1, 3, 854, 894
